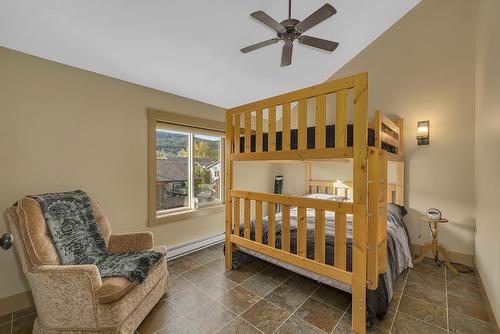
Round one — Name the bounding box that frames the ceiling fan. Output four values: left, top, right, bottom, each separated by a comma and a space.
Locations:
241, 0, 339, 66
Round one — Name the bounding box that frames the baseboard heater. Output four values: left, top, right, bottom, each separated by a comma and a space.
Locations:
166, 233, 225, 260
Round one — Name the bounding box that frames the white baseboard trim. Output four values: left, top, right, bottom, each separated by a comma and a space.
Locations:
166, 233, 225, 260
474, 256, 500, 332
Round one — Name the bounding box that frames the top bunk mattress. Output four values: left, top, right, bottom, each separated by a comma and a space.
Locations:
238, 124, 397, 153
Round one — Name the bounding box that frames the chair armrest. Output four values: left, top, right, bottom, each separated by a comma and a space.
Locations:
30, 265, 102, 326
33, 264, 102, 292
108, 232, 154, 253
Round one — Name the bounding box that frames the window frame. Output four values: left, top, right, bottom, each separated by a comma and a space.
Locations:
148, 108, 225, 226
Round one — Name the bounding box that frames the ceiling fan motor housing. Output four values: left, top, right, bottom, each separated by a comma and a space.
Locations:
278, 18, 301, 43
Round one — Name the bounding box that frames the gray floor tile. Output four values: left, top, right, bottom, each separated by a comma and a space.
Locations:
181, 264, 218, 284
448, 310, 496, 334
311, 284, 351, 311
276, 316, 327, 334
283, 273, 319, 295
168, 257, 200, 274
196, 274, 237, 298
216, 317, 261, 334
223, 265, 256, 283
294, 297, 343, 333
398, 294, 447, 329
264, 284, 309, 313
391, 312, 447, 334
242, 299, 290, 334
448, 294, 490, 323
217, 286, 261, 315
0, 322, 11, 334
259, 265, 293, 283
165, 284, 213, 314
137, 300, 185, 333
240, 273, 280, 297
184, 300, 236, 334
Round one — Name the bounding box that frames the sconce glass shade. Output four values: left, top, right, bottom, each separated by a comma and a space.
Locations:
417, 120, 430, 145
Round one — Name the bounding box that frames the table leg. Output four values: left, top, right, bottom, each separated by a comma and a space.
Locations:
413, 243, 433, 264
437, 245, 459, 275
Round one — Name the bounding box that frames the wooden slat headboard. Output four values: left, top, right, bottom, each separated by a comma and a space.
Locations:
307, 179, 403, 205
304, 159, 405, 205
306, 180, 353, 197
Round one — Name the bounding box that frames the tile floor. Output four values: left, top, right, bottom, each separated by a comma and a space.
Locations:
0, 243, 496, 334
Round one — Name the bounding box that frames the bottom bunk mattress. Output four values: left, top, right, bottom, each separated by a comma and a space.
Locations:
231, 200, 413, 327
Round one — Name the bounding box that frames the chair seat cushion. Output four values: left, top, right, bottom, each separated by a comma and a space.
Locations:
97, 246, 168, 327
97, 245, 167, 304
98, 277, 137, 304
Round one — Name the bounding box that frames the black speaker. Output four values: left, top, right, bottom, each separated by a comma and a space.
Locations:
274, 176, 284, 213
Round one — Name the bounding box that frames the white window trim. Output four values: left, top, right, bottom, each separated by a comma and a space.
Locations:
148, 108, 225, 226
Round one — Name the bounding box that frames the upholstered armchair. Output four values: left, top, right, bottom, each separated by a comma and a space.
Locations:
4, 196, 168, 333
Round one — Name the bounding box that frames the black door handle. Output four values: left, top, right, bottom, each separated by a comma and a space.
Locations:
0, 233, 13, 250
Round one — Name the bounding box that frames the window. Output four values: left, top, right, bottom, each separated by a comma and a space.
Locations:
148, 109, 225, 226
155, 128, 190, 212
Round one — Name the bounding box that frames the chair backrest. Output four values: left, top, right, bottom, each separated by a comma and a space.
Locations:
5, 196, 112, 269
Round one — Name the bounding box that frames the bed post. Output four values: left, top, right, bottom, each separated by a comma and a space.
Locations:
395, 118, 405, 205
395, 118, 404, 158
225, 110, 233, 269
367, 148, 388, 289
305, 162, 311, 193
352, 73, 368, 334
395, 161, 405, 206
373, 111, 382, 149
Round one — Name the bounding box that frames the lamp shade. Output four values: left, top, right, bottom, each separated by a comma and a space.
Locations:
417, 120, 430, 145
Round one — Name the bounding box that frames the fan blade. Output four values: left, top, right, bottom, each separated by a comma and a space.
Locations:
295, 4, 337, 33
299, 35, 339, 52
251, 11, 286, 33
281, 43, 293, 66
241, 38, 280, 53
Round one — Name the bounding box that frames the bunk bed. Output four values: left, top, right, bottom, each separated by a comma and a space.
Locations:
224, 73, 408, 334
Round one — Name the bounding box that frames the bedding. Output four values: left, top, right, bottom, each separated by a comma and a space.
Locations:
231, 197, 412, 327
304, 193, 348, 201
238, 124, 397, 153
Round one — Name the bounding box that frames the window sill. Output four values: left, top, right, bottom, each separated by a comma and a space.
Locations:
149, 204, 225, 226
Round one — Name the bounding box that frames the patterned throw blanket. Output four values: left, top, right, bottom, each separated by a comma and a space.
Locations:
31, 190, 163, 283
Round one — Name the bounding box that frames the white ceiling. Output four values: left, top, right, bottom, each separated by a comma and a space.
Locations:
0, 0, 419, 108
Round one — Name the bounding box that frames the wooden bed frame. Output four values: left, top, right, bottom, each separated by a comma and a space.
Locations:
224, 73, 404, 334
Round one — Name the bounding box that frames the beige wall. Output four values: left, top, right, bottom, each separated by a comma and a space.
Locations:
0, 46, 230, 299
475, 0, 500, 324
0, 0, 493, 314
329, 0, 477, 256
233, 161, 279, 221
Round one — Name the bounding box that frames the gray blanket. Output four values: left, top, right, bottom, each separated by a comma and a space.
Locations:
31, 190, 163, 283
234, 203, 412, 301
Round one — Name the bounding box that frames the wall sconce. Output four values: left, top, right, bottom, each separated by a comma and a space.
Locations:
417, 120, 430, 145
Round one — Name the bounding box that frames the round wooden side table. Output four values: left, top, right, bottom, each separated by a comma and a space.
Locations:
413, 216, 458, 275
